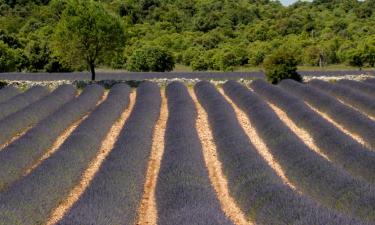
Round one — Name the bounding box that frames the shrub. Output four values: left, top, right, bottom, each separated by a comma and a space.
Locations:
190, 55, 209, 71
24, 39, 50, 72
263, 49, 302, 84
127, 45, 175, 72
0, 41, 16, 72
347, 49, 365, 69
44, 56, 73, 73
213, 50, 237, 71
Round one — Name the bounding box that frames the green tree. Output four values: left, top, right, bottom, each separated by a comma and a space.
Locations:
127, 45, 175, 72
52, 0, 124, 80
0, 40, 16, 72
191, 55, 209, 71
303, 45, 327, 67
263, 49, 302, 84
25, 38, 50, 72
347, 49, 365, 70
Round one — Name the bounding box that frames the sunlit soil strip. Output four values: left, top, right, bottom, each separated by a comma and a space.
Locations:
219, 89, 297, 191
268, 103, 331, 162
305, 102, 367, 147
0, 126, 32, 151
23, 92, 109, 177
45, 92, 136, 225
136, 91, 168, 225
190, 89, 252, 225
335, 97, 375, 121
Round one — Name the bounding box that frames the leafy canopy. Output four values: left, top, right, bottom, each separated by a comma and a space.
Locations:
263, 49, 302, 84
127, 45, 175, 72
52, 0, 124, 79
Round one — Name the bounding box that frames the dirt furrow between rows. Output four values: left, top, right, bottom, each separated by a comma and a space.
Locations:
190, 89, 251, 225
268, 103, 331, 161
24, 92, 109, 177
305, 102, 367, 147
45, 91, 136, 225
136, 91, 168, 225
0, 126, 32, 151
218, 89, 297, 191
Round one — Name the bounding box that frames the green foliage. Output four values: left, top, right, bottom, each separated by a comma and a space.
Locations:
127, 45, 175, 72
52, 0, 124, 79
263, 49, 302, 84
213, 49, 240, 71
24, 38, 50, 72
347, 49, 365, 69
0, 0, 374, 73
0, 41, 16, 72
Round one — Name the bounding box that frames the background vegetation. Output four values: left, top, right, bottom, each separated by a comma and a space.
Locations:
0, 0, 374, 72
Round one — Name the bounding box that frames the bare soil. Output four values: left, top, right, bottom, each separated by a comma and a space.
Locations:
0, 126, 32, 151
136, 91, 168, 225
190, 89, 252, 225
219, 89, 297, 190
45, 91, 136, 225
305, 102, 367, 147
268, 103, 331, 161
24, 92, 109, 177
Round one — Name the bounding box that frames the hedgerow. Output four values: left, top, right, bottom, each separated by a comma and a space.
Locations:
0, 86, 49, 121
223, 80, 375, 223
0, 84, 104, 192
251, 79, 375, 185
0, 85, 76, 147
337, 79, 375, 97
0, 84, 131, 225
156, 81, 233, 225
309, 79, 375, 118
195, 81, 361, 225
279, 79, 375, 150
0, 86, 20, 103
58, 81, 161, 225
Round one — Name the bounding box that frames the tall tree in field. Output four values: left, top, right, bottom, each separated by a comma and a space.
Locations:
52, 0, 124, 80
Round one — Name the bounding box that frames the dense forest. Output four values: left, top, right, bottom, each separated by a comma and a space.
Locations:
0, 0, 374, 72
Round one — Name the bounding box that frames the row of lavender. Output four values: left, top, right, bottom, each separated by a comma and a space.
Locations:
1, 79, 375, 224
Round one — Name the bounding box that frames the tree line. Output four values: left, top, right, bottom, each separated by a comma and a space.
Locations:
0, 0, 374, 77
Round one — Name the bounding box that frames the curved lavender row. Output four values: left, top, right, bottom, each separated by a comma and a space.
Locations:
156, 81, 233, 225
0, 86, 48, 121
309, 79, 375, 118
0, 85, 76, 147
251, 80, 375, 185
224, 80, 375, 223
363, 78, 375, 86
0, 86, 20, 104
195, 81, 360, 225
279, 79, 375, 150
337, 80, 375, 97
58, 81, 161, 225
0, 84, 131, 225
0, 84, 104, 192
